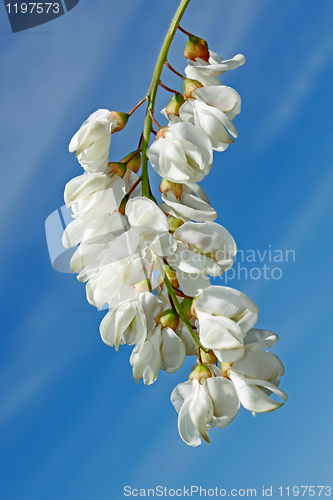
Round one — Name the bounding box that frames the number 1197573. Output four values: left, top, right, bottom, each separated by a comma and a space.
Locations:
6, 3, 60, 14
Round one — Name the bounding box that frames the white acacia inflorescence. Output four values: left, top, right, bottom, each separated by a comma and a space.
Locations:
61, 3, 287, 447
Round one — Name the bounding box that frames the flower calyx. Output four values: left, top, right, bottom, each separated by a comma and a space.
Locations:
156, 127, 169, 140
189, 364, 212, 384
199, 349, 218, 365
183, 78, 204, 100
121, 151, 141, 173
109, 111, 129, 133
184, 35, 210, 63
155, 307, 179, 331
165, 92, 185, 118
159, 178, 183, 199
108, 161, 127, 178
221, 362, 233, 379
168, 215, 184, 234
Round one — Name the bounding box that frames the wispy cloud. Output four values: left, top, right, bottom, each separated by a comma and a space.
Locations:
255, 32, 333, 144
0, 0, 144, 233
238, 155, 333, 299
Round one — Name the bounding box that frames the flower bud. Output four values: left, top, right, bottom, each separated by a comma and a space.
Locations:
164, 264, 179, 289
184, 35, 210, 63
134, 279, 152, 294
118, 194, 129, 215
121, 151, 141, 173
156, 127, 169, 140
109, 111, 129, 133
165, 93, 185, 118
155, 308, 179, 331
189, 364, 212, 384
159, 178, 183, 199
108, 161, 127, 178
181, 298, 193, 320
183, 78, 204, 100
199, 349, 218, 365
220, 362, 233, 379
168, 216, 184, 234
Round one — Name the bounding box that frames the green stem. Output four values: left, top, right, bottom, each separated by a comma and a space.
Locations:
153, 254, 204, 350
141, 0, 191, 197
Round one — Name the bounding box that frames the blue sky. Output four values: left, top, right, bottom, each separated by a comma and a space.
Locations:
1, 0, 332, 498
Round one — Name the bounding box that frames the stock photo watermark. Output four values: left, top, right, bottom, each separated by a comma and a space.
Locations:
3, 0, 80, 33
221, 246, 295, 285
45, 204, 296, 298
123, 485, 331, 497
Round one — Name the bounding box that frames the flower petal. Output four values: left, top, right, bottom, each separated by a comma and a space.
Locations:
176, 269, 211, 296
160, 327, 186, 373
195, 286, 258, 336
175, 221, 237, 267
130, 340, 153, 383
178, 387, 202, 447
161, 191, 217, 222
206, 377, 240, 428
173, 248, 223, 276
244, 328, 279, 351
229, 371, 288, 413
199, 317, 244, 350
171, 380, 194, 413
232, 350, 285, 383
195, 86, 241, 120
126, 197, 169, 233
100, 302, 137, 350
176, 322, 198, 356
189, 380, 213, 443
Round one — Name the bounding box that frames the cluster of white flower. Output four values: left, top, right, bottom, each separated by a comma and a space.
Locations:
61, 30, 287, 447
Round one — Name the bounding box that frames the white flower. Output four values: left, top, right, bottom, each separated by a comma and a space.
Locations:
62, 170, 126, 250
148, 122, 213, 183
64, 172, 115, 207
165, 221, 236, 296
125, 197, 177, 258
185, 51, 246, 82
180, 86, 241, 151
69, 109, 118, 172
64, 172, 126, 220
100, 288, 162, 351
126, 196, 168, 233
194, 286, 259, 362
69, 227, 142, 282
67, 196, 177, 307
225, 347, 287, 414
173, 221, 237, 275
68, 196, 175, 267
86, 252, 151, 307
171, 368, 240, 447
130, 325, 186, 385
62, 209, 126, 249
160, 182, 217, 223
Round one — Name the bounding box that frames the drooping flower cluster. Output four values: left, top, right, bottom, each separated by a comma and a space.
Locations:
60, 26, 287, 447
